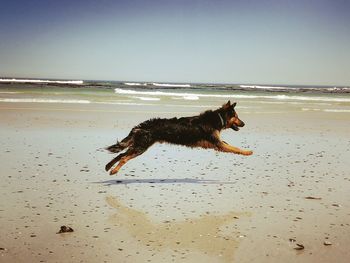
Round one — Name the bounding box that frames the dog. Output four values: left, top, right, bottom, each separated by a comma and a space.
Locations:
105, 101, 253, 175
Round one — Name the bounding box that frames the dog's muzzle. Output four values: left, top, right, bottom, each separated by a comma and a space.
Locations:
231, 120, 245, 131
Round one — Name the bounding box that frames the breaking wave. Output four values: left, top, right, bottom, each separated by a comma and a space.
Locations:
0, 78, 83, 85
0, 91, 21, 94
303, 108, 350, 113
239, 85, 350, 93
133, 96, 161, 101
123, 82, 191, 88
240, 85, 290, 90
152, 82, 191, 88
0, 98, 90, 104
124, 82, 146, 86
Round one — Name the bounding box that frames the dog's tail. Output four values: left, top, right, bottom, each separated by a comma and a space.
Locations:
105, 133, 133, 153
105, 142, 125, 153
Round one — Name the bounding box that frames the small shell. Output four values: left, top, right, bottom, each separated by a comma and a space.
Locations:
294, 243, 305, 250
324, 241, 332, 246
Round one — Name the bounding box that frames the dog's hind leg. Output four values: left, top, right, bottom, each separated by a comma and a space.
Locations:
105, 152, 128, 172
109, 147, 148, 175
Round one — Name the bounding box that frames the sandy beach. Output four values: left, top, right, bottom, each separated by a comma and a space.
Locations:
0, 100, 350, 263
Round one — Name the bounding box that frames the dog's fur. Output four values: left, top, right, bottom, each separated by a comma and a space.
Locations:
105, 101, 253, 175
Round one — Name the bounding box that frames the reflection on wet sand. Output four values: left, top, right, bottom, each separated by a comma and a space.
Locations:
106, 196, 249, 262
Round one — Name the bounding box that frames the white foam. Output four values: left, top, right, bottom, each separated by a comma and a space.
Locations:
115, 88, 237, 98
183, 95, 199, 100
133, 96, 161, 101
94, 101, 217, 109
0, 98, 90, 104
115, 88, 350, 102
324, 109, 350, 113
302, 108, 321, 111
275, 95, 350, 102
240, 85, 289, 90
152, 82, 191, 88
241, 85, 350, 93
124, 82, 145, 86
302, 108, 350, 113
124, 82, 192, 88
94, 101, 157, 106
326, 87, 350, 92
0, 78, 83, 85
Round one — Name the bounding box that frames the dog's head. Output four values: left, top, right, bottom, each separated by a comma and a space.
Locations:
221, 101, 245, 131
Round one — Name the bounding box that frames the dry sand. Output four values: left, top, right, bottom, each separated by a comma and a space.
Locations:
0, 102, 349, 262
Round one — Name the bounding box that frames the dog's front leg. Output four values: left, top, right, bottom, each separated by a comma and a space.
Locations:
218, 141, 253, 156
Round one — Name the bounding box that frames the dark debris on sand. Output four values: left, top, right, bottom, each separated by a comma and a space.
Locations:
56, 225, 74, 234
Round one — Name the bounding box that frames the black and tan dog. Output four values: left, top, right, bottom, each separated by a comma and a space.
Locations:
105, 101, 253, 175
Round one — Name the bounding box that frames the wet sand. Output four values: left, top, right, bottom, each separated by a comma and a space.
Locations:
0, 102, 350, 262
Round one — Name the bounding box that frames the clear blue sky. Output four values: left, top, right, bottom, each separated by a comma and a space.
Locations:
0, 0, 349, 85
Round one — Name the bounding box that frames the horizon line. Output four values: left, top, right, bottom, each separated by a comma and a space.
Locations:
0, 76, 348, 88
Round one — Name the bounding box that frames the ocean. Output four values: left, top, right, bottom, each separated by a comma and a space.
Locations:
0, 78, 350, 114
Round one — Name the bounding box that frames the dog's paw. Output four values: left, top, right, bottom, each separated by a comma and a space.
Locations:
242, 150, 253, 156
109, 168, 119, 176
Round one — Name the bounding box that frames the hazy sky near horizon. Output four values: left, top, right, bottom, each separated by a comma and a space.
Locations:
0, 0, 349, 85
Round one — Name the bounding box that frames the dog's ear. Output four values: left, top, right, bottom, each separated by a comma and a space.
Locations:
222, 101, 230, 109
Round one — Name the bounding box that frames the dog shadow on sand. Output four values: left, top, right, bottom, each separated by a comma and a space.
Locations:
96, 178, 238, 186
